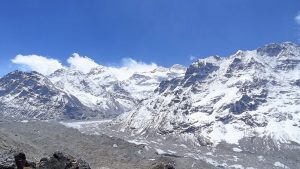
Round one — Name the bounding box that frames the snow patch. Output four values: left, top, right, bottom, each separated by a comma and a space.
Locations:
232, 147, 243, 152
273, 162, 290, 169
155, 148, 167, 155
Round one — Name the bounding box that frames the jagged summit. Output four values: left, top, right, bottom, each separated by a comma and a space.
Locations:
257, 42, 299, 57
115, 42, 300, 146
170, 64, 187, 73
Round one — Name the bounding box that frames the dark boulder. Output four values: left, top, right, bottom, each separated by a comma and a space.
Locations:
38, 151, 90, 169
14, 152, 27, 169
0, 151, 35, 169
151, 162, 175, 169
0, 151, 90, 169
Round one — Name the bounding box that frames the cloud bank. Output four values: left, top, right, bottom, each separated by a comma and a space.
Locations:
109, 58, 158, 80
189, 56, 196, 61
11, 53, 159, 80
67, 53, 99, 73
295, 12, 300, 25
11, 54, 64, 75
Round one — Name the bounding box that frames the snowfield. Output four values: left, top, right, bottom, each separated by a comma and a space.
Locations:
114, 42, 300, 146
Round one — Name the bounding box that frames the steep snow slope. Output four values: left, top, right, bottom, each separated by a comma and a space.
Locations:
48, 64, 186, 116
49, 67, 132, 117
115, 42, 300, 146
122, 64, 186, 99
0, 71, 99, 120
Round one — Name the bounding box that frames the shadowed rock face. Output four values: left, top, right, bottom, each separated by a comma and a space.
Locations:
229, 94, 258, 114
257, 43, 286, 57
295, 79, 300, 87
183, 62, 219, 87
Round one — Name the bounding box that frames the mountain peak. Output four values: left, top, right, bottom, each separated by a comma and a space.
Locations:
116, 42, 300, 147
8, 70, 42, 76
170, 64, 186, 73
257, 42, 299, 57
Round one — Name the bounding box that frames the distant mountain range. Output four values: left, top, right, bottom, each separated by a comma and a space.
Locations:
0, 42, 299, 146
0, 61, 186, 120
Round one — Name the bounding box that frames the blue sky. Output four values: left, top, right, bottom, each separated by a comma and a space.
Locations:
0, 0, 300, 76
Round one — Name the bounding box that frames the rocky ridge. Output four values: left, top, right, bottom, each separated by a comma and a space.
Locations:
114, 42, 300, 146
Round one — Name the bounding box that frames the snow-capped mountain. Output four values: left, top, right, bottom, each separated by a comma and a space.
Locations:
0, 61, 185, 120
1, 42, 299, 147
0, 71, 99, 120
48, 67, 132, 117
115, 42, 300, 146
122, 64, 186, 99
48, 63, 186, 117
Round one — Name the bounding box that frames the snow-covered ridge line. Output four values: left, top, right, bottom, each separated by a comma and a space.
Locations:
114, 42, 300, 146
0, 61, 186, 120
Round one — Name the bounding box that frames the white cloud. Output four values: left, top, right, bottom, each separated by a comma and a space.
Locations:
295, 12, 300, 25
67, 53, 99, 73
11, 54, 64, 75
109, 58, 158, 80
189, 55, 196, 61
11, 53, 159, 80
121, 58, 157, 72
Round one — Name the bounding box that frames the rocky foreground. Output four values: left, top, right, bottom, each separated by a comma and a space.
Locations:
0, 121, 214, 169
0, 151, 90, 169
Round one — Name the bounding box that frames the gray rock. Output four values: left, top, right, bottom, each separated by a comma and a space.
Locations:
38, 151, 90, 169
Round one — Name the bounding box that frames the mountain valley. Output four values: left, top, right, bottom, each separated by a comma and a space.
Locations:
0, 42, 300, 169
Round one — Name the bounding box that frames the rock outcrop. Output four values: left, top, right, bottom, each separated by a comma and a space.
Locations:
0, 150, 90, 169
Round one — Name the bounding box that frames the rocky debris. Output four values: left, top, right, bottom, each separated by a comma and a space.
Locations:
151, 163, 175, 169
38, 151, 90, 169
0, 150, 16, 169
0, 121, 179, 169
196, 136, 213, 146
0, 150, 90, 169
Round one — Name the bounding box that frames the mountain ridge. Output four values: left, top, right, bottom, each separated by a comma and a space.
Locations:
0, 42, 299, 147
113, 42, 300, 146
